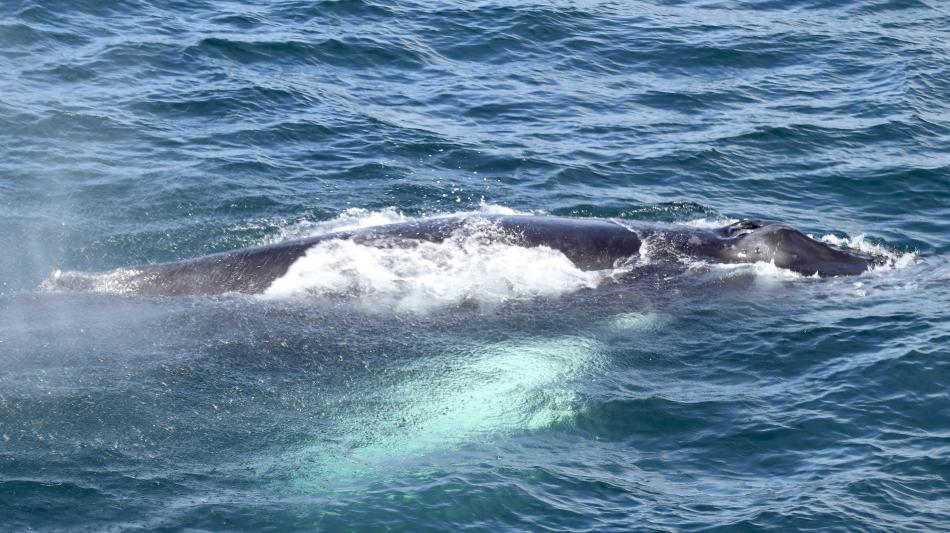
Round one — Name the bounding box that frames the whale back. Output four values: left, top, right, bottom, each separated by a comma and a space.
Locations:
42, 215, 873, 296
715, 220, 874, 276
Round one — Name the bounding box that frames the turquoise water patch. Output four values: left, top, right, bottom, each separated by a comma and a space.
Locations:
261, 336, 604, 492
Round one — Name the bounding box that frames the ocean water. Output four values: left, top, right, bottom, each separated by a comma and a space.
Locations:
1, 0, 949, 530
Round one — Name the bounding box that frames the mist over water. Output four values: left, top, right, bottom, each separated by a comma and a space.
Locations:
1, 0, 949, 531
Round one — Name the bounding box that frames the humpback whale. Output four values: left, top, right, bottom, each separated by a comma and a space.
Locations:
44, 215, 876, 296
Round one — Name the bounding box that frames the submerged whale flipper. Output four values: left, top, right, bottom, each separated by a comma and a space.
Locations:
43, 215, 876, 296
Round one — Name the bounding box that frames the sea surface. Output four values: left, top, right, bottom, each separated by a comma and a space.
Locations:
1, 0, 949, 531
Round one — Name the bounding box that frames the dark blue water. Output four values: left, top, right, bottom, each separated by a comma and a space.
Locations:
2, 1, 949, 530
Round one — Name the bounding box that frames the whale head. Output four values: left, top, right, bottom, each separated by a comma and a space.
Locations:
715, 220, 874, 276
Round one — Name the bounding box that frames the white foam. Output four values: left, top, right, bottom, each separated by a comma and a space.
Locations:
263, 228, 609, 312
698, 259, 809, 282
682, 217, 738, 229
471, 200, 524, 216
269, 207, 409, 243
271, 202, 527, 243
261, 205, 604, 311
263, 205, 612, 311
815, 233, 917, 272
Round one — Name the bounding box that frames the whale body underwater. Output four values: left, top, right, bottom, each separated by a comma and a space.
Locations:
45, 215, 878, 296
